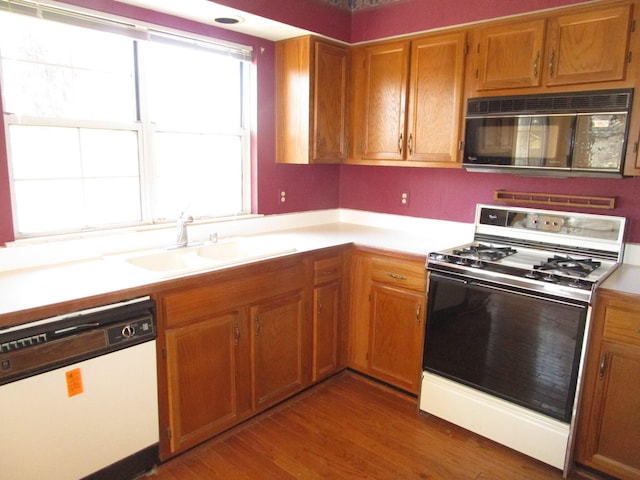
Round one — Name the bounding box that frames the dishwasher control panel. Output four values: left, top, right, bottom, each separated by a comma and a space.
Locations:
107, 315, 155, 346
0, 297, 156, 386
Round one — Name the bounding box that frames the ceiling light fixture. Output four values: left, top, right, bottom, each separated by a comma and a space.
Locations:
214, 15, 244, 24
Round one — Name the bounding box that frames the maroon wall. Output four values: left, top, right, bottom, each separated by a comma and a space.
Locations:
340, 166, 640, 244
350, 0, 592, 42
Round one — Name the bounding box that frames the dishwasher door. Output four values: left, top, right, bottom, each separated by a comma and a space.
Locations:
0, 339, 159, 480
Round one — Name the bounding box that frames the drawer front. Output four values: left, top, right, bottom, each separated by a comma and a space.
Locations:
603, 304, 640, 347
162, 261, 305, 328
313, 256, 342, 285
371, 257, 425, 292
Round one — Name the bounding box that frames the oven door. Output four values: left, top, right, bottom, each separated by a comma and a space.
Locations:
423, 271, 588, 423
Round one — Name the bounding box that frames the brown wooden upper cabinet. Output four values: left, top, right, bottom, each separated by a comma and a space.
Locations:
276, 36, 348, 164
473, 3, 633, 92
348, 32, 466, 167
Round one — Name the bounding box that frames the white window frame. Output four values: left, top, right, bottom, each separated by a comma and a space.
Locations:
0, 0, 254, 238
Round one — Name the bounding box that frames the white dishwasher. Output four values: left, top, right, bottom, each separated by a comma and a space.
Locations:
0, 297, 159, 480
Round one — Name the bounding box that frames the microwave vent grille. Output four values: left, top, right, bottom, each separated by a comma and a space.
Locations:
467, 89, 632, 115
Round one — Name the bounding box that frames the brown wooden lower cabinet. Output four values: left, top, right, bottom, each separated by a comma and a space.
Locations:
349, 249, 426, 394
164, 309, 251, 455
156, 246, 431, 460
156, 256, 312, 460
574, 289, 640, 480
250, 291, 308, 411
156, 248, 347, 460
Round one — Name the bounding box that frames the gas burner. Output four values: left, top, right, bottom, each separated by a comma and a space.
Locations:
534, 256, 601, 278
452, 244, 518, 261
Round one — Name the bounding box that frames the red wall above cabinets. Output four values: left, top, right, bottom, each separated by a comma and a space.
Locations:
350, 0, 593, 42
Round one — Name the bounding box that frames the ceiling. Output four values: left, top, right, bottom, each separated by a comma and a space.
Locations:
115, 0, 402, 41
115, 0, 313, 41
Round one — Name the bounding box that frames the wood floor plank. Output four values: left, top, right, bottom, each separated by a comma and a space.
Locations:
150, 372, 601, 480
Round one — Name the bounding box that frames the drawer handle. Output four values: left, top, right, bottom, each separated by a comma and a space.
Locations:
321, 269, 337, 276
387, 272, 407, 281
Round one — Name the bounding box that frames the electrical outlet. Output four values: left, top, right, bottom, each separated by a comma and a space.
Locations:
279, 190, 286, 203
401, 192, 409, 207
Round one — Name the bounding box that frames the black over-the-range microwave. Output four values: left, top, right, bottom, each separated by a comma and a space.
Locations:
463, 89, 633, 177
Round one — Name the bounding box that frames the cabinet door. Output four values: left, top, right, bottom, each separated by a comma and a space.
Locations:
406, 32, 466, 165
313, 41, 348, 163
251, 291, 308, 410
165, 310, 249, 455
545, 5, 631, 86
581, 342, 640, 479
368, 284, 425, 394
276, 36, 347, 164
313, 281, 340, 381
475, 19, 546, 90
350, 41, 410, 161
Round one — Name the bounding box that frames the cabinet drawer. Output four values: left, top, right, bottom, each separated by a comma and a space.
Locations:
371, 257, 425, 292
603, 303, 640, 347
161, 261, 305, 328
313, 256, 342, 285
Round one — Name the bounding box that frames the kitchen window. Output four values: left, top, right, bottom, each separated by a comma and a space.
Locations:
0, 2, 252, 238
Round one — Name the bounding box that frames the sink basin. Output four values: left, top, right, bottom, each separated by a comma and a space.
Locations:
196, 239, 296, 263
110, 237, 297, 277
126, 250, 211, 272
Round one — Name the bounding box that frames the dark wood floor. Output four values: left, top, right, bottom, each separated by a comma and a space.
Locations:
150, 371, 600, 480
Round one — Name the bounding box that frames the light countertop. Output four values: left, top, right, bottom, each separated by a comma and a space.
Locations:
0, 213, 473, 328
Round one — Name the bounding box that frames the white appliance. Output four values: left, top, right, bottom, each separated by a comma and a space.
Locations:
420, 204, 626, 475
0, 297, 159, 480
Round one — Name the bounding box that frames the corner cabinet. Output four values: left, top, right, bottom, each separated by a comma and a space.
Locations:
349, 249, 426, 394
575, 289, 640, 480
348, 31, 466, 167
472, 2, 633, 92
276, 35, 348, 164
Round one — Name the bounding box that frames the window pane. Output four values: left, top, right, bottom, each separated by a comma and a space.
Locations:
13, 179, 84, 233
153, 132, 243, 219
0, 12, 136, 121
144, 42, 242, 131
10, 125, 142, 235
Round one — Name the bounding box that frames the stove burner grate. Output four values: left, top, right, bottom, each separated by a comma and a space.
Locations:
452, 244, 518, 261
534, 255, 601, 278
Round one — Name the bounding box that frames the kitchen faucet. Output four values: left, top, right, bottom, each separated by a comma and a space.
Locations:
176, 212, 193, 247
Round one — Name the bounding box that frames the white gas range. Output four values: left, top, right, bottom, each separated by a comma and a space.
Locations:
420, 204, 626, 475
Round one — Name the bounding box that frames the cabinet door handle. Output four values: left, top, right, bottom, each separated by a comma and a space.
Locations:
533, 51, 540, 77
318, 298, 323, 314
234, 321, 240, 346
408, 133, 413, 156
255, 317, 261, 337
599, 353, 607, 379
548, 50, 555, 78
387, 272, 407, 280
416, 304, 421, 324
398, 133, 403, 155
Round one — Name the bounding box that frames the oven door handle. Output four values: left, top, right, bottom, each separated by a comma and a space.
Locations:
467, 279, 587, 308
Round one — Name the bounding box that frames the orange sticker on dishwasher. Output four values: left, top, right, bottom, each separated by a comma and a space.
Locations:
65, 368, 84, 397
